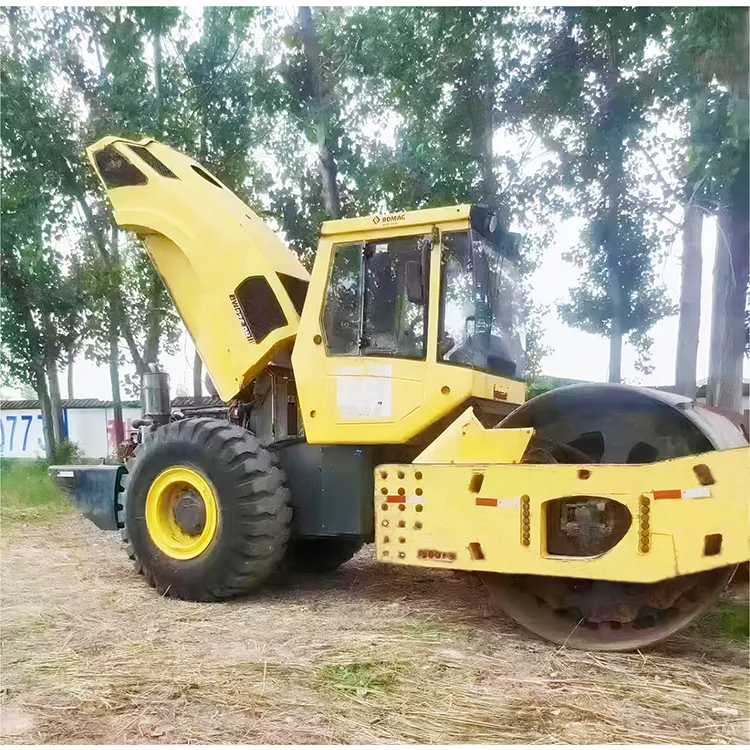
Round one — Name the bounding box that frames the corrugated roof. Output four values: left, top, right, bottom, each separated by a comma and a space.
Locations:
0, 397, 225, 410
0, 399, 137, 410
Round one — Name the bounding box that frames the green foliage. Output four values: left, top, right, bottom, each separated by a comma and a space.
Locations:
558, 211, 677, 370
675, 7, 749, 92
2, 4, 744, 398
345, 7, 508, 208
671, 8, 749, 212
318, 660, 404, 697
525, 374, 589, 400
499, 8, 683, 376
1, 8, 90, 397
695, 599, 750, 644
50, 439, 84, 466
524, 304, 553, 385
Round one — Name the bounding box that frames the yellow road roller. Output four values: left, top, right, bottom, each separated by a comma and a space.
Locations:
51, 135, 749, 650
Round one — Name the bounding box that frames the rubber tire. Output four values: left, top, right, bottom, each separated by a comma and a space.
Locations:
120, 418, 291, 601
284, 537, 364, 575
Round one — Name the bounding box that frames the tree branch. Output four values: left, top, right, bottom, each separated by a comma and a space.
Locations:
70, 186, 146, 372
635, 143, 679, 201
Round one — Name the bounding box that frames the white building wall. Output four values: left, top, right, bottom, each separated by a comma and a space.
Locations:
0, 409, 48, 458
0, 407, 141, 460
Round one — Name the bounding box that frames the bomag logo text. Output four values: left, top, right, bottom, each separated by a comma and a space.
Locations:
229, 293, 255, 343
372, 213, 406, 225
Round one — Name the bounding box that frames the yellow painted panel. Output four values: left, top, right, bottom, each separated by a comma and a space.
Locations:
374, 446, 750, 583
86, 136, 309, 401
414, 407, 533, 464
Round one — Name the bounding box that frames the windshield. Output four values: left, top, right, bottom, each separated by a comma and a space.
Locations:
438, 230, 526, 378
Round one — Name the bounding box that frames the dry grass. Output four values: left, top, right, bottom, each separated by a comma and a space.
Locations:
1, 509, 748, 744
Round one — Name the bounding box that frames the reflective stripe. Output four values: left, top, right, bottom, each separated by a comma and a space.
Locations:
476, 497, 520, 508
476, 497, 497, 507
653, 487, 712, 500
653, 489, 681, 500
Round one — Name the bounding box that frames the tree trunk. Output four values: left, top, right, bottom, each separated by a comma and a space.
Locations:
481, 41, 497, 205
605, 156, 624, 383
74, 195, 145, 372
707, 10, 750, 413
707, 170, 749, 413
33, 365, 55, 461
318, 143, 342, 219
7, 6, 19, 60
607, 263, 623, 384
674, 203, 703, 398
41, 311, 65, 445
108, 225, 124, 450
106, 224, 125, 449
66, 343, 75, 400
13, 274, 55, 457
143, 25, 168, 364
109, 320, 125, 451
45, 358, 64, 446
602, 38, 624, 384
298, 6, 342, 219
154, 30, 163, 134
193, 349, 203, 400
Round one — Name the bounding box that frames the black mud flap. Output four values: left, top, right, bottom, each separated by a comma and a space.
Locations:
48, 464, 127, 531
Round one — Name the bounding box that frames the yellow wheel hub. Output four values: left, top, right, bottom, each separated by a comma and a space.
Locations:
145, 466, 219, 560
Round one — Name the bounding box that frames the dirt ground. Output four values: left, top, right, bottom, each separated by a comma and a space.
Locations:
1, 511, 748, 745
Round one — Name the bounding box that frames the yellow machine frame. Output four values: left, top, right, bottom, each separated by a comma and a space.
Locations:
373, 407, 749, 583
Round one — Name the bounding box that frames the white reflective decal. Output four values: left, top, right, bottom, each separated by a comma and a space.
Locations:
681, 487, 712, 499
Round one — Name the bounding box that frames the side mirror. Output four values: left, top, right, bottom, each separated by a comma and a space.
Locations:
464, 315, 476, 339
470, 205, 523, 259
500, 231, 522, 261
405, 260, 424, 304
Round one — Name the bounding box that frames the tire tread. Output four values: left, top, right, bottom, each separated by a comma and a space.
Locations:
120, 418, 291, 601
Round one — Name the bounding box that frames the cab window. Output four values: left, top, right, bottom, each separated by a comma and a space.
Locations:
322, 234, 431, 360
362, 235, 430, 359
323, 243, 362, 355
438, 230, 526, 378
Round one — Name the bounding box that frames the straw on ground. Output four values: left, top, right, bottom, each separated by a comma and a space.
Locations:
1, 464, 747, 744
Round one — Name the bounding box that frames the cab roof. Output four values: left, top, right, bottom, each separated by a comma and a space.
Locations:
320, 204, 471, 237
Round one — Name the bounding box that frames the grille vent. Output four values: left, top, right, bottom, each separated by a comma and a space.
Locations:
127, 145, 178, 178
233, 276, 287, 344
94, 146, 147, 188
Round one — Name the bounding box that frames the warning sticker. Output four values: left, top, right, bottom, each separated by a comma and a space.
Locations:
337, 375, 392, 419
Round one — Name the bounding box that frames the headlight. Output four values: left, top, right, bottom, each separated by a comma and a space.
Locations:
546, 496, 631, 557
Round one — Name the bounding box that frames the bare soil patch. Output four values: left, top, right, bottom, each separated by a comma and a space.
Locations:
1, 512, 748, 744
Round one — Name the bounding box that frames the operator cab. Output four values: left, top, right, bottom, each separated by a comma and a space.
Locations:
293, 204, 528, 445
322, 206, 525, 377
